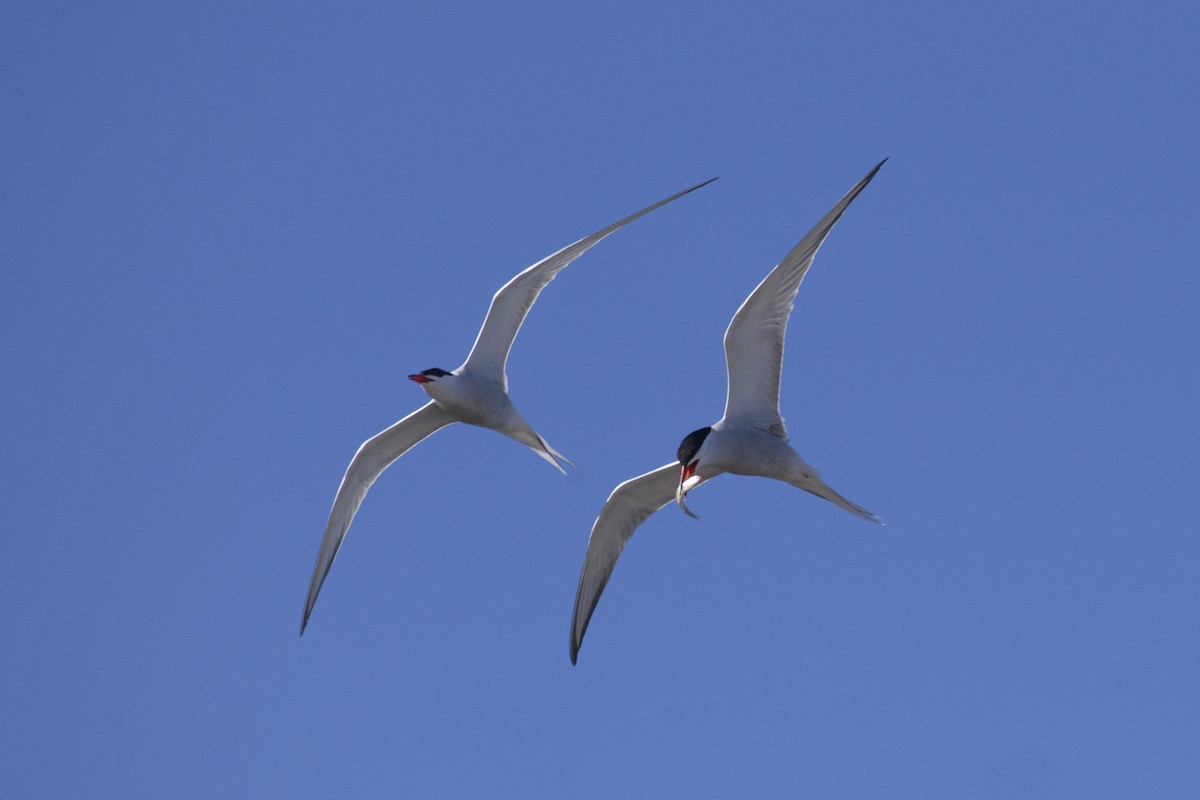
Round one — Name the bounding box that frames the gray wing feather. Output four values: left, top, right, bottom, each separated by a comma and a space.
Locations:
722, 160, 885, 438
301, 401, 456, 634
465, 179, 717, 386
570, 462, 680, 663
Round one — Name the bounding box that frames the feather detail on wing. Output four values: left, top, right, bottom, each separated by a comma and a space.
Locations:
465, 178, 718, 386
570, 462, 680, 663
301, 401, 456, 634
721, 160, 885, 438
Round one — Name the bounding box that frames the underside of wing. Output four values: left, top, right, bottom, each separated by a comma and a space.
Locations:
722, 160, 885, 437
301, 401, 456, 634
464, 178, 717, 384
570, 462, 680, 663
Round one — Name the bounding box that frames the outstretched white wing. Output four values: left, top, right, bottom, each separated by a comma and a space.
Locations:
301, 401, 456, 634
465, 178, 717, 386
721, 160, 885, 438
570, 462, 681, 663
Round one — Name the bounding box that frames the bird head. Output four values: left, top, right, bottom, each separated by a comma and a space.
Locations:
407, 367, 453, 385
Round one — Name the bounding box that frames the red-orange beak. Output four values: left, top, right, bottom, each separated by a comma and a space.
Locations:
408, 373, 432, 384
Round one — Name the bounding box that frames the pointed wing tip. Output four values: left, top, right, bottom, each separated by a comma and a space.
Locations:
676, 177, 719, 197
570, 606, 588, 663
570, 620, 584, 663
570, 589, 599, 665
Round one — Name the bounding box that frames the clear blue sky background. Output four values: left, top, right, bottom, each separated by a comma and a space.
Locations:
4, 2, 1198, 797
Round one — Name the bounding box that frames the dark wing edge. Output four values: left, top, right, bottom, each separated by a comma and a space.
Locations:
301, 401, 456, 635
721, 158, 886, 436
464, 178, 718, 383
569, 462, 681, 663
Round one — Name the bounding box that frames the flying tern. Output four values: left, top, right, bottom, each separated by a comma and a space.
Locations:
301, 178, 716, 634
569, 161, 886, 663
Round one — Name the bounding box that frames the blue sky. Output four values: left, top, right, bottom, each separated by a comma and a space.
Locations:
4, 1, 1198, 797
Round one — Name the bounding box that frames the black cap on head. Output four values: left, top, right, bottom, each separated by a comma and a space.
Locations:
676, 427, 712, 466
419, 368, 453, 378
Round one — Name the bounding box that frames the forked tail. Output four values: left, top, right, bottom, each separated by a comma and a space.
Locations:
790, 471, 883, 524
505, 428, 573, 474
534, 433, 573, 473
